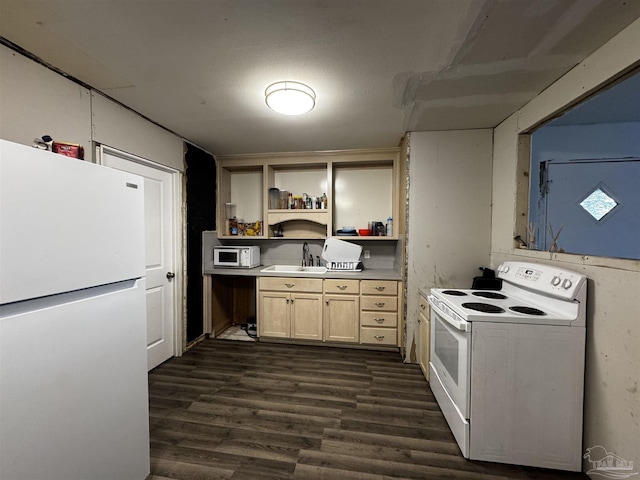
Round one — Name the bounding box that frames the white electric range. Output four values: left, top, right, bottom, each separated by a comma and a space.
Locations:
428, 261, 587, 471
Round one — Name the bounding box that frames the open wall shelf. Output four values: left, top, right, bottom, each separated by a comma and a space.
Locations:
216, 148, 401, 241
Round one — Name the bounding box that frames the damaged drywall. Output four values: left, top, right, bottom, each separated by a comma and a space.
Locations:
392, 0, 640, 133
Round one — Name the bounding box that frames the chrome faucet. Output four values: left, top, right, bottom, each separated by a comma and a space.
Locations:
302, 242, 309, 267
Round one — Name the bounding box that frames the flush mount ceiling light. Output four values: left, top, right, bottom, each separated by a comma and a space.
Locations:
265, 81, 316, 115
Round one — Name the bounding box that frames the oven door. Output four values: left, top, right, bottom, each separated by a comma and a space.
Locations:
428, 297, 471, 419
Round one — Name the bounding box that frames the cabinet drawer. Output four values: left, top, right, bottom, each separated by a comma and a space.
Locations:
419, 294, 430, 318
324, 279, 360, 294
360, 327, 397, 346
360, 296, 398, 311
361, 311, 398, 327
259, 277, 323, 293
361, 280, 397, 296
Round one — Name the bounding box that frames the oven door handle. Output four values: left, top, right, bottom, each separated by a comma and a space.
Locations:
427, 295, 471, 332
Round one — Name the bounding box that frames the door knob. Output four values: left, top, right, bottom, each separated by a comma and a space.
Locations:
166, 272, 176, 280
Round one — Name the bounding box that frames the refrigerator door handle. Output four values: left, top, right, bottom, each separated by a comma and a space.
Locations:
0, 279, 141, 319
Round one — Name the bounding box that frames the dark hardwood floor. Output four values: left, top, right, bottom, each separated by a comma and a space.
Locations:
147, 339, 588, 480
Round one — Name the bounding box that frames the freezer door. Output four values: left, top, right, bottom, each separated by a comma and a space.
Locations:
0, 139, 145, 303
0, 279, 150, 480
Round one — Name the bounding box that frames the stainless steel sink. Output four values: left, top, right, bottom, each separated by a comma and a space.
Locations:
260, 265, 327, 274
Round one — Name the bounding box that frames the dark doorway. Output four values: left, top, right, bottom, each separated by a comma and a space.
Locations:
185, 144, 216, 344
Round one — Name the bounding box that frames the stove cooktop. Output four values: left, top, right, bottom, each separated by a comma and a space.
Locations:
429, 286, 582, 326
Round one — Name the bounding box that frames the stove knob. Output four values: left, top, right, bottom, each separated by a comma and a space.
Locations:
562, 278, 573, 289
551, 275, 561, 286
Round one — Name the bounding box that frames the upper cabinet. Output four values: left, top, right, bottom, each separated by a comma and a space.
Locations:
216, 148, 401, 240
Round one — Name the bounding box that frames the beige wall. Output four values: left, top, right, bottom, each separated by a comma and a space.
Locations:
0, 45, 92, 154
491, 18, 640, 470
405, 129, 493, 361
0, 44, 184, 171
91, 92, 184, 171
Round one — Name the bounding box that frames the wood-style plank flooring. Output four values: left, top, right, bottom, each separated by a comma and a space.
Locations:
147, 339, 588, 480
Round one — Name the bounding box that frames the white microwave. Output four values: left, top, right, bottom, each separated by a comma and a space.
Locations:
214, 246, 260, 268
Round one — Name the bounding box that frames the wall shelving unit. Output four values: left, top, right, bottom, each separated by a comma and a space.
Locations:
216, 148, 401, 240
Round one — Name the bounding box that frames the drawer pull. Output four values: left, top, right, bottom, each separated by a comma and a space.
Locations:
374, 318, 385, 324
374, 335, 385, 340
420, 303, 426, 310
337, 285, 348, 290
374, 286, 385, 291
375, 302, 385, 307
285, 283, 295, 288
286, 299, 290, 304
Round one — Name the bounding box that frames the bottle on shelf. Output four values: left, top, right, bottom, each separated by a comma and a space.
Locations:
386, 217, 393, 236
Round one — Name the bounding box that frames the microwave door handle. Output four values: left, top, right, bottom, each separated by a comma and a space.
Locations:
427, 296, 471, 332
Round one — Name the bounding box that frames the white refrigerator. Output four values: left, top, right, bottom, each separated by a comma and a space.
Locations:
0, 139, 150, 479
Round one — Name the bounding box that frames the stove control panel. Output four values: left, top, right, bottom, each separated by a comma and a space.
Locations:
497, 261, 586, 300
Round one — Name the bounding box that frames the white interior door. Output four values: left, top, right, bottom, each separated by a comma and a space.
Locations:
100, 146, 178, 370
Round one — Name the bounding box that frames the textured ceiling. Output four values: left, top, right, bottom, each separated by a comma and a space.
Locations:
1, 0, 639, 155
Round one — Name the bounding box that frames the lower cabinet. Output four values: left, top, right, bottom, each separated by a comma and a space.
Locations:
360, 280, 400, 346
258, 277, 323, 340
418, 292, 430, 381
324, 279, 360, 343
258, 291, 290, 338
291, 294, 324, 340
258, 276, 401, 348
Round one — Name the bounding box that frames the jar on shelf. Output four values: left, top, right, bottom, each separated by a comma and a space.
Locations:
269, 188, 280, 209
279, 191, 289, 209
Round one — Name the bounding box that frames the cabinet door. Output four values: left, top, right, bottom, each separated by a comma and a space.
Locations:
258, 292, 290, 338
324, 295, 359, 343
291, 293, 323, 340
419, 311, 430, 381
418, 294, 430, 380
